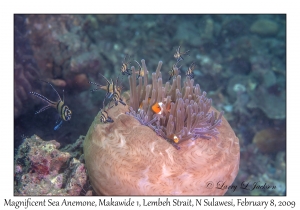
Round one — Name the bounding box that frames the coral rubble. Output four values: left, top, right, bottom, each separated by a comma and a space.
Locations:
14, 135, 88, 195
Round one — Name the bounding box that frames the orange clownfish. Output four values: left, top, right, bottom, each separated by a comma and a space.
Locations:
139, 98, 172, 114
151, 102, 163, 114
170, 134, 179, 143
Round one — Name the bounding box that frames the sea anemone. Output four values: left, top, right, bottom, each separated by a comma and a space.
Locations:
83, 58, 240, 195
126, 59, 223, 148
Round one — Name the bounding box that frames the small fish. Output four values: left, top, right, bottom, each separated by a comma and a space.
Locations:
152, 102, 163, 114
29, 80, 72, 130
186, 61, 196, 79
89, 74, 116, 99
174, 45, 189, 62
120, 54, 132, 76
99, 99, 113, 123
169, 134, 179, 143
134, 60, 145, 80
168, 61, 182, 80
165, 136, 181, 150
110, 82, 126, 107
139, 97, 172, 114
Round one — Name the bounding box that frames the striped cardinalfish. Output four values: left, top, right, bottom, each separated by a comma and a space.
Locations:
174, 45, 189, 62
186, 61, 196, 79
120, 54, 132, 76
110, 82, 126, 107
89, 74, 116, 99
99, 99, 113, 123
134, 60, 145, 80
169, 60, 182, 80
29, 80, 72, 130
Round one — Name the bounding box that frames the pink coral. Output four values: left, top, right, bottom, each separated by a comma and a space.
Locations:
14, 135, 88, 196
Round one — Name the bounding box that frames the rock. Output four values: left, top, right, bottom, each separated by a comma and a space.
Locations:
201, 18, 214, 40
247, 86, 286, 119
250, 19, 279, 36
253, 127, 286, 153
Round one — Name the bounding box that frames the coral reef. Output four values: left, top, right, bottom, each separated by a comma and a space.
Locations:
83, 60, 240, 195
14, 135, 89, 195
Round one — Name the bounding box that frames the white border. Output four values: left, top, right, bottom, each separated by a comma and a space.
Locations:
2, 0, 297, 209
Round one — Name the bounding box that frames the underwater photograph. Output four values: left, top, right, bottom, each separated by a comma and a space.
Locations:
14, 14, 286, 195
